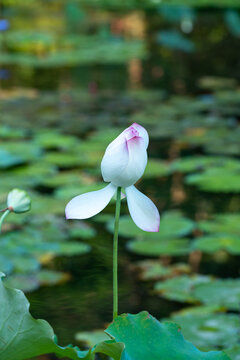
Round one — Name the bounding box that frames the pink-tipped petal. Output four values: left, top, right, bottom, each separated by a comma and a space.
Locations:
132, 123, 149, 148
101, 124, 148, 188
65, 183, 117, 220
125, 185, 160, 232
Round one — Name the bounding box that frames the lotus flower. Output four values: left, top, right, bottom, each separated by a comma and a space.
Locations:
65, 123, 160, 232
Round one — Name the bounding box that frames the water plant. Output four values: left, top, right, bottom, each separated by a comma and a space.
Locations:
0, 125, 231, 359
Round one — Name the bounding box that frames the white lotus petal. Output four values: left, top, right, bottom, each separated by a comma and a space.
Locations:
132, 123, 149, 148
109, 136, 147, 187
101, 137, 129, 183
65, 183, 117, 220
126, 185, 160, 232
101, 123, 148, 187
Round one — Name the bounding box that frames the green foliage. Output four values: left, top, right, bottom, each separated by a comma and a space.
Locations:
127, 238, 191, 256
192, 234, 240, 254
135, 260, 191, 280
193, 279, 240, 310
198, 213, 240, 235
106, 311, 229, 360
171, 310, 240, 350
0, 273, 88, 360
154, 275, 211, 303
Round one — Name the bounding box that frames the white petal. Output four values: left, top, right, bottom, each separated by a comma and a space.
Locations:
132, 123, 149, 148
125, 185, 160, 232
109, 136, 147, 187
101, 123, 148, 188
65, 183, 117, 220
101, 137, 129, 183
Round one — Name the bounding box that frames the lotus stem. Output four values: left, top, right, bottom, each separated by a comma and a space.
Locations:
0, 209, 10, 233
113, 187, 121, 320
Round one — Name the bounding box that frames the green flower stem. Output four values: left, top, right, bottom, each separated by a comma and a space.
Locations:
0, 209, 10, 233
113, 187, 122, 320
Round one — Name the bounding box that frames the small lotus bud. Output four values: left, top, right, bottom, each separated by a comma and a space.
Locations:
7, 189, 31, 213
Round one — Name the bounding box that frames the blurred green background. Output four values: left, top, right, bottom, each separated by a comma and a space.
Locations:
0, 1, 240, 359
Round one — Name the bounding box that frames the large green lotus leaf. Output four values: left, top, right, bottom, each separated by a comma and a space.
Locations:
198, 213, 240, 235
144, 159, 170, 178
171, 312, 240, 350
0, 149, 24, 169
193, 279, 240, 310
192, 234, 240, 254
106, 312, 229, 360
225, 345, 240, 360
34, 131, 78, 150
0, 272, 91, 359
186, 168, 240, 192
107, 211, 195, 239
127, 238, 191, 256
135, 260, 191, 280
154, 275, 211, 303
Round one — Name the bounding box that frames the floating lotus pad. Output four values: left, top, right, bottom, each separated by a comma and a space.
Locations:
170, 156, 223, 173
144, 159, 170, 178
154, 275, 212, 303
107, 211, 195, 239
225, 345, 240, 360
170, 311, 240, 350
186, 168, 240, 192
192, 234, 240, 254
198, 213, 240, 235
0, 141, 43, 162
127, 238, 191, 256
0, 149, 24, 169
193, 279, 240, 310
34, 131, 79, 150
55, 183, 104, 200
135, 260, 191, 280
4, 270, 70, 292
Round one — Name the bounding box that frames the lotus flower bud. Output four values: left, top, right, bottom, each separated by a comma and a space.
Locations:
7, 189, 31, 213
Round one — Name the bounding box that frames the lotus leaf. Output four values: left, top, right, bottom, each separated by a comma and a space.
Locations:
127, 238, 191, 256
186, 168, 240, 192
193, 279, 240, 310
154, 275, 212, 303
171, 312, 240, 350
106, 311, 229, 360
0, 149, 24, 169
135, 260, 191, 280
198, 213, 240, 235
192, 234, 240, 254
144, 159, 170, 177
